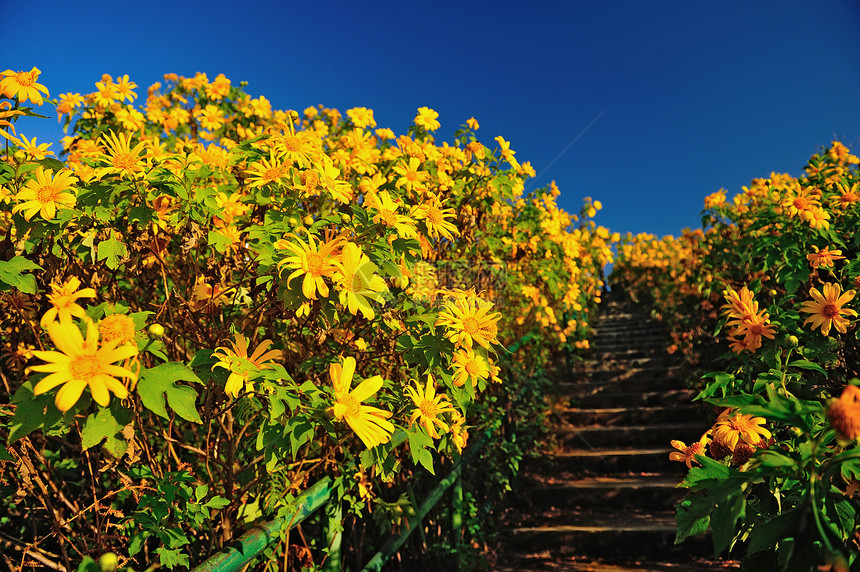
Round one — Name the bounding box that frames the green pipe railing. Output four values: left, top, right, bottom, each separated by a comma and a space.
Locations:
190, 477, 333, 572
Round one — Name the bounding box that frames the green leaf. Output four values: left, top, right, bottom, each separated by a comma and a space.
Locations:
155, 547, 189, 570
0, 255, 42, 294
747, 508, 803, 553
205, 496, 230, 510
75, 556, 100, 572
137, 363, 203, 423
8, 381, 63, 443
787, 359, 827, 376
80, 405, 130, 457
675, 496, 711, 544
97, 235, 128, 270
710, 489, 745, 555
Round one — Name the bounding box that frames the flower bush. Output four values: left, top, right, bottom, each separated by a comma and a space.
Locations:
614, 142, 860, 570
0, 69, 614, 570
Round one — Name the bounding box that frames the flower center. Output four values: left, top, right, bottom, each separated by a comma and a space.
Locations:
112, 152, 138, 170
282, 135, 302, 153
823, 304, 839, 318
464, 360, 479, 375
339, 393, 361, 418
305, 253, 325, 276
405, 170, 418, 182
15, 72, 34, 87
419, 399, 438, 419
263, 167, 282, 182
379, 209, 398, 227
36, 184, 58, 204
350, 273, 365, 292
69, 354, 101, 381
461, 317, 480, 335
426, 206, 443, 225
793, 197, 809, 210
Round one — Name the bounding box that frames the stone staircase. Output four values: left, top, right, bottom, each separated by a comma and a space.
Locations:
491, 293, 739, 571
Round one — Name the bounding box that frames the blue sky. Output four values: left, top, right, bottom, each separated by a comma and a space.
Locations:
4, 0, 860, 239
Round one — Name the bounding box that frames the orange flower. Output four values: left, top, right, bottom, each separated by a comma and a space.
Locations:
827, 385, 860, 442
807, 245, 845, 269
669, 433, 709, 468
712, 409, 771, 451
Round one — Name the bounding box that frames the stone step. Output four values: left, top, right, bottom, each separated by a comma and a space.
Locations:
504, 511, 714, 561
560, 377, 682, 398
575, 388, 698, 409
582, 356, 679, 371
570, 364, 684, 383
588, 348, 671, 361
556, 423, 705, 449
518, 475, 685, 512
531, 448, 686, 477
558, 405, 703, 425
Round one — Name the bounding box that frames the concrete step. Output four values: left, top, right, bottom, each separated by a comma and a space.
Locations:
504, 511, 714, 561
518, 475, 685, 512
575, 388, 698, 409
556, 423, 705, 449
531, 448, 686, 477
560, 377, 684, 398
558, 405, 703, 426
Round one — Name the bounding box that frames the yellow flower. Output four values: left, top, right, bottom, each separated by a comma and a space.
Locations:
807, 245, 845, 269
347, 107, 376, 129
213, 333, 282, 398
451, 347, 489, 388
1, 67, 49, 105
113, 75, 138, 103
330, 356, 393, 449
97, 130, 148, 178
365, 190, 418, 238
245, 151, 290, 188
414, 193, 460, 241
0, 101, 22, 144
712, 409, 772, 451
334, 243, 388, 319
406, 375, 456, 439
99, 314, 137, 346
195, 104, 225, 131
466, 117, 479, 130
13, 166, 77, 221
393, 156, 429, 192
40, 276, 96, 328
30, 320, 137, 412
669, 433, 710, 469
17, 134, 54, 159
827, 385, 860, 443
276, 231, 344, 300
450, 411, 469, 453
800, 283, 857, 335
414, 106, 441, 131
436, 298, 501, 350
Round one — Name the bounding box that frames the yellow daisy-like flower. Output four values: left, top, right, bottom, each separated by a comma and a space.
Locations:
365, 190, 418, 238
436, 298, 501, 350
330, 356, 393, 449
97, 130, 148, 179
827, 385, 860, 443
276, 231, 344, 300
213, 333, 282, 398
245, 151, 291, 188
450, 411, 469, 453
195, 104, 225, 131
13, 166, 78, 222
334, 242, 388, 319
1, 67, 50, 105
99, 314, 137, 346
451, 347, 490, 388
30, 320, 137, 412
669, 433, 710, 469
711, 409, 772, 451
393, 156, 429, 192
800, 283, 857, 336
40, 276, 96, 328
346, 107, 376, 129
807, 245, 845, 269
406, 375, 456, 439
414, 107, 441, 131
414, 193, 460, 241
17, 134, 55, 159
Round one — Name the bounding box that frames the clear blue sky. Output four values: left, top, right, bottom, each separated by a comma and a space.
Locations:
4, 0, 859, 239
